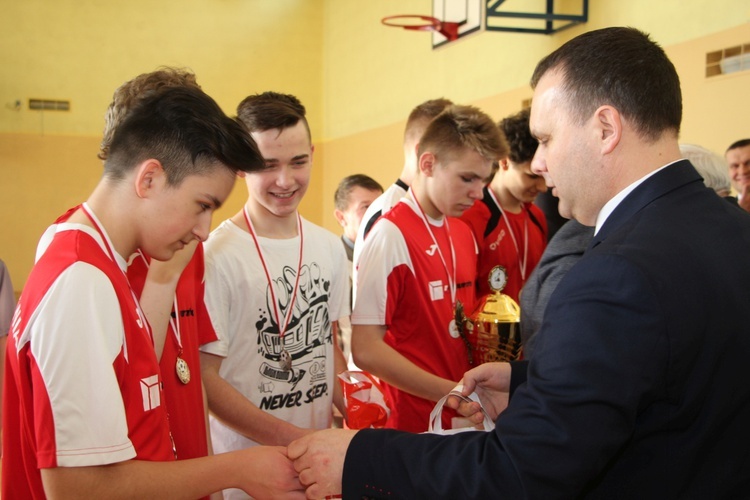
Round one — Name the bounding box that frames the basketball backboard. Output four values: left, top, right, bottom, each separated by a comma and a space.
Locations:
432, 0, 483, 49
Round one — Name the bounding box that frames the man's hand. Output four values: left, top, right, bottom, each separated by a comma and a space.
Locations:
288, 429, 358, 499
444, 362, 511, 423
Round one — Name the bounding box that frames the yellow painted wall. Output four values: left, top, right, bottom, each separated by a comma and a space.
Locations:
0, 0, 325, 290
1, 0, 749, 291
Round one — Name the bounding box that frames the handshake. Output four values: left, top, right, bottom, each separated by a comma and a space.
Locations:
270, 362, 510, 499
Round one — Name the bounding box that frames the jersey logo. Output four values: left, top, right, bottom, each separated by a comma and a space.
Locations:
140, 375, 162, 411
426, 244, 438, 256
429, 280, 444, 301
489, 229, 506, 251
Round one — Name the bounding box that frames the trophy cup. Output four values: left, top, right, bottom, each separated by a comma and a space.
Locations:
465, 265, 522, 364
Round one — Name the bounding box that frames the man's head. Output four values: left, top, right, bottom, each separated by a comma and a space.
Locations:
493, 108, 547, 205
725, 139, 750, 196
333, 174, 384, 242
680, 144, 731, 197
99, 67, 201, 161
529, 27, 682, 224
416, 104, 507, 218
236, 92, 313, 220
402, 98, 454, 184
105, 85, 264, 259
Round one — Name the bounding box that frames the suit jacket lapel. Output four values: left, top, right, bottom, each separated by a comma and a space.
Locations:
588, 160, 702, 250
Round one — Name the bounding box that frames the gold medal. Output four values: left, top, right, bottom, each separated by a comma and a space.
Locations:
175, 355, 191, 384
454, 300, 474, 365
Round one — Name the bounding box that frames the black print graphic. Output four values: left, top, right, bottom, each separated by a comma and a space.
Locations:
256, 262, 332, 389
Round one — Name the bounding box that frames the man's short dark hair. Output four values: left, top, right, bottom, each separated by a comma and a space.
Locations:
499, 108, 537, 164
236, 91, 310, 140
726, 138, 750, 153
531, 27, 682, 141
106, 86, 263, 186
334, 174, 384, 211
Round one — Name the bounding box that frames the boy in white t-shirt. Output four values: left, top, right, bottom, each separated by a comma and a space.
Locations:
201, 92, 349, 498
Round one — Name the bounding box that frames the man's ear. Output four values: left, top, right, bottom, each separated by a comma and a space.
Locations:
134, 159, 166, 198
594, 105, 622, 155
419, 152, 436, 177
333, 208, 346, 227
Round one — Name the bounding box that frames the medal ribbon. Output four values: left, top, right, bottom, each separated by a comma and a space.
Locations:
80, 203, 152, 343
242, 206, 304, 348
409, 189, 456, 307
409, 191, 474, 364
488, 189, 529, 281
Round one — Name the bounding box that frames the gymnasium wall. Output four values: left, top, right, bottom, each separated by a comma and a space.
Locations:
1, 0, 748, 291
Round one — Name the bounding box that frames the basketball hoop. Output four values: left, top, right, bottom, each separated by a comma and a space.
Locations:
381, 14, 461, 41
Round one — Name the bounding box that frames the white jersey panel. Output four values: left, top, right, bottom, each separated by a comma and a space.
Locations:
352, 181, 408, 274
28, 263, 134, 466
351, 218, 412, 326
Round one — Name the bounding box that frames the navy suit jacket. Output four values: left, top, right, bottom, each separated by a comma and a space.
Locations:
342, 161, 750, 499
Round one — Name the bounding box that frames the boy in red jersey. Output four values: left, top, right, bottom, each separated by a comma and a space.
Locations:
101, 68, 216, 465
350, 105, 507, 432
461, 110, 547, 302
460, 108, 548, 302
3, 85, 304, 499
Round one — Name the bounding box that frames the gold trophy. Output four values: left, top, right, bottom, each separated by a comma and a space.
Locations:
464, 266, 522, 364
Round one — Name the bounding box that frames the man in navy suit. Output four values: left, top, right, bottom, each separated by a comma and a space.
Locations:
288, 27, 750, 499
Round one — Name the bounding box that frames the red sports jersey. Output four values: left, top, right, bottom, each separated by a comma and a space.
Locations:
3, 227, 174, 499
128, 243, 217, 461
353, 198, 477, 432
460, 188, 548, 302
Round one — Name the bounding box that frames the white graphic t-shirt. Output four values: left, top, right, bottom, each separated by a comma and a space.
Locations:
202, 217, 349, 456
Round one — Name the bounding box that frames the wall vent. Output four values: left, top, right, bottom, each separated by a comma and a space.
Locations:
29, 99, 70, 111
706, 43, 750, 77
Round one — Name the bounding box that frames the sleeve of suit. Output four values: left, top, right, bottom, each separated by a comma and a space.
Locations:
343, 252, 668, 498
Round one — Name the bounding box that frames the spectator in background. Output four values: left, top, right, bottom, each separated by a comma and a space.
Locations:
725, 138, 750, 211
680, 143, 732, 198
333, 174, 383, 265
332, 174, 383, 365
